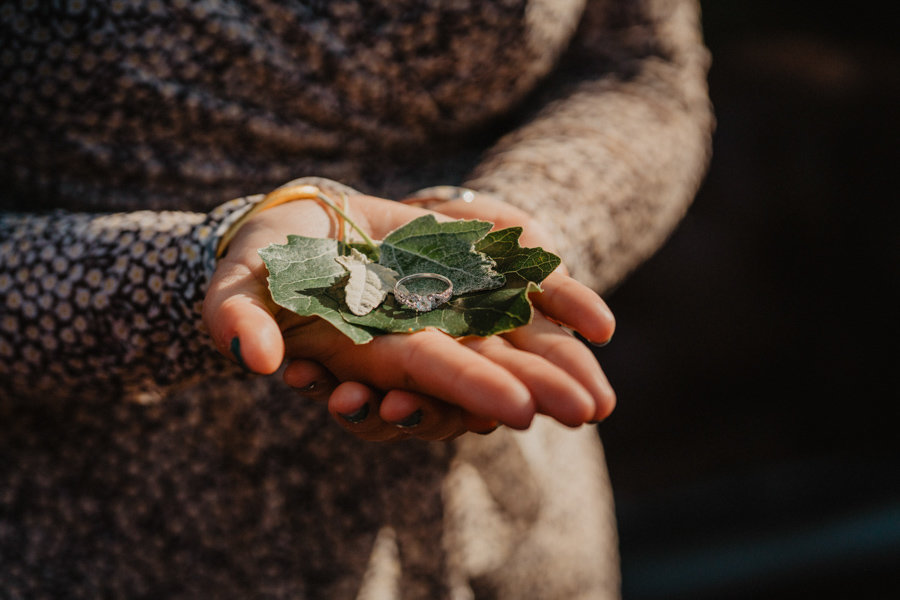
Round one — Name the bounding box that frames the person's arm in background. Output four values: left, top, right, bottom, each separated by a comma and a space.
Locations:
450, 0, 714, 294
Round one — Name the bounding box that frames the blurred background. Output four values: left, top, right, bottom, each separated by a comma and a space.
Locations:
597, 2, 899, 598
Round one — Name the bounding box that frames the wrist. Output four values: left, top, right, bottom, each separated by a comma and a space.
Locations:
227, 199, 335, 258
215, 178, 365, 260
247, 198, 335, 238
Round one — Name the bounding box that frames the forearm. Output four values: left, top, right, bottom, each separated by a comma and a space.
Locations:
465, 0, 714, 293
0, 200, 257, 401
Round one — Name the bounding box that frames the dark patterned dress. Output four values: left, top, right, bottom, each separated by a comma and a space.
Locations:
0, 1, 713, 597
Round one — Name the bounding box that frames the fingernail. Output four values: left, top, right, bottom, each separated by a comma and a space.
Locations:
296, 381, 319, 394
589, 336, 612, 348
230, 336, 250, 371
393, 409, 423, 429
475, 423, 500, 435
339, 404, 369, 424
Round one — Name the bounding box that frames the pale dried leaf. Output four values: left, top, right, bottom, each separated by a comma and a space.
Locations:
335, 248, 399, 316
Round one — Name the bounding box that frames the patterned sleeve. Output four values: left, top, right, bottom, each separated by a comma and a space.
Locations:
464, 0, 715, 293
0, 197, 262, 402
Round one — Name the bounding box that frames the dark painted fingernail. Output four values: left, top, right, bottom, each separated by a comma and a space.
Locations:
297, 381, 318, 393
339, 404, 370, 424
475, 423, 500, 435
589, 336, 613, 348
394, 409, 423, 429
230, 336, 250, 371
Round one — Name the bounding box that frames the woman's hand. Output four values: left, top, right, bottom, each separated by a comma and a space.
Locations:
379, 191, 617, 430
202, 193, 614, 441
328, 191, 618, 439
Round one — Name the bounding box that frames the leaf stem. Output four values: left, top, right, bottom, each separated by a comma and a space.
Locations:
249, 183, 380, 258
316, 191, 379, 257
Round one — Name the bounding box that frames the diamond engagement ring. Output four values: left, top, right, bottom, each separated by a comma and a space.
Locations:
393, 273, 453, 312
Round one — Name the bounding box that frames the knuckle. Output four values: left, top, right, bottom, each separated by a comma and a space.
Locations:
594, 389, 617, 422
399, 329, 446, 377
541, 334, 579, 364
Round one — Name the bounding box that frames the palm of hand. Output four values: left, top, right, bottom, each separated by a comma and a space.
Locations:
204, 193, 615, 442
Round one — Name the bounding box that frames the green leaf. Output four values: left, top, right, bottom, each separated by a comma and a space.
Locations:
474, 226, 561, 284
341, 227, 559, 337
335, 248, 399, 316
378, 215, 505, 295
260, 222, 561, 344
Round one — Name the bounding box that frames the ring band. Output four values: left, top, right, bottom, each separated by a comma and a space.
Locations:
393, 273, 453, 312
400, 186, 477, 209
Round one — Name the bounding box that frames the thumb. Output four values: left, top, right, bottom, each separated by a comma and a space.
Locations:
203, 254, 285, 375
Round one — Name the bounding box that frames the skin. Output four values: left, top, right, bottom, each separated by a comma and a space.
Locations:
203, 194, 615, 442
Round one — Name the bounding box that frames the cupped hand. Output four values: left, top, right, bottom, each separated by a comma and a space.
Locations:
401, 191, 618, 419
204, 194, 528, 440
203, 192, 614, 442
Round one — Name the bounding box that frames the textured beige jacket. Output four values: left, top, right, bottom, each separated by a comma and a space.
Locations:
0, 1, 712, 597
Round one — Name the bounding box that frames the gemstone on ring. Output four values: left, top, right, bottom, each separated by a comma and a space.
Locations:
393, 273, 453, 312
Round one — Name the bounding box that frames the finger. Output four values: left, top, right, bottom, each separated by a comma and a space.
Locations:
462, 413, 500, 435
379, 390, 468, 441
531, 272, 615, 345
283, 359, 337, 400
351, 196, 453, 240
203, 255, 285, 374
291, 325, 536, 429
503, 315, 616, 422
347, 329, 535, 429
204, 199, 338, 373
461, 335, 595, 427
328, 382, 406, 442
